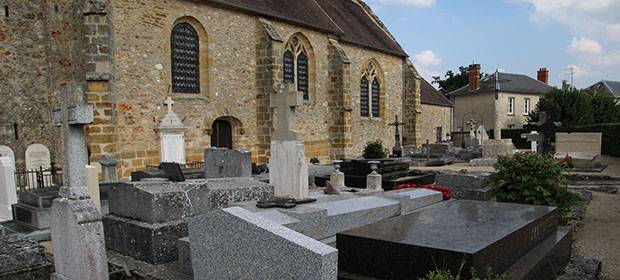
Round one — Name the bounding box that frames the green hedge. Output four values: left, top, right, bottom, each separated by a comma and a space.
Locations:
560, 123, 620, 157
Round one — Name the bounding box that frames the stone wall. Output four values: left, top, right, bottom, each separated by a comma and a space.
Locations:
419, 104, 452, 143
108, 0, 415, 178
0, 0, 84, 169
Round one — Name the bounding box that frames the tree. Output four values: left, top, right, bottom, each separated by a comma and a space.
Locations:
528, 88, 620, 127
432, 66, 487, 94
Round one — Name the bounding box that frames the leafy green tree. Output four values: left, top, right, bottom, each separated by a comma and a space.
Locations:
528, 88, 620, 127
432, 66, 487, 94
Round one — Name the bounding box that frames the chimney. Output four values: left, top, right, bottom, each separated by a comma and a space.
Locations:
537, 67, 549, 84
468, 64, 481, 90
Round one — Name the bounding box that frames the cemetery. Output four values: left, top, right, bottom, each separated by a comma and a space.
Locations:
0, 79, 614, 280
1, 1, 619, 280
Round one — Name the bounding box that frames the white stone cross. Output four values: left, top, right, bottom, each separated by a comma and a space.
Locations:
270, 83, 303, 141
164, 96, 175, 114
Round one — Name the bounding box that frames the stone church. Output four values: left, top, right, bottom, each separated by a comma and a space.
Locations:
0, 0, 425, 179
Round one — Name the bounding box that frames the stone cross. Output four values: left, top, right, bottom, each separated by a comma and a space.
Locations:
270, 83, 303, 141
164, 95, 174, 114
50, 82, 109, 280
389, 115, 405, 157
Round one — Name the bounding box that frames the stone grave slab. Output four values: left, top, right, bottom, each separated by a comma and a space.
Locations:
556, 132, 602, 155
435, 172, 495, 200
554, 152, 602, 170
188, 207, 338, 280
337, 200, 560, 280
204, 148, 252, 178
0, 235, 52, 279
384, 188, 443, 214
104, 178, 274, 264
305, 196, 400, 239
482, 139, 515, 158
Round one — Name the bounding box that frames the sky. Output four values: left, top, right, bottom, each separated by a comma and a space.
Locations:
365, 0, 620, 89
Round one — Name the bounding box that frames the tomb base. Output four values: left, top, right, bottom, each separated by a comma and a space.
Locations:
269, 140, 308, 199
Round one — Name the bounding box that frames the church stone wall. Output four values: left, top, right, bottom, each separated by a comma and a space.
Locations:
0, 0, 84, 169
108, 0, 411, 178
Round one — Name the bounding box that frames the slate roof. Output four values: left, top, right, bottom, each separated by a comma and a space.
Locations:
584, 80, 620, 97
206, 0, 407, 57
420, 78, 453, 107
448, 72, 554, 97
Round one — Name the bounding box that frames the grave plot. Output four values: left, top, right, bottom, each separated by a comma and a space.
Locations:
337, 200, 571, 280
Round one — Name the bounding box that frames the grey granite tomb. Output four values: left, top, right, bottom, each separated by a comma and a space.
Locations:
0, 235, 52, 279
204, 147, 252, 178
104, 177, 273, 264
188, 207, 338, 280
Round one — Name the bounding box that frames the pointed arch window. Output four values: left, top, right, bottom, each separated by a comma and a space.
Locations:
361, 61, 382, 118
283, 35, 311, 100
171, 22, 200, 94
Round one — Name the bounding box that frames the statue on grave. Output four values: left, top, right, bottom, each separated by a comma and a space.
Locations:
523, 111, 561, 154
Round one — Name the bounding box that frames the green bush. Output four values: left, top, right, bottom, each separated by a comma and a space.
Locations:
489, 153, 579, 216
362, 139, 388, 159
560, 123, 620, 157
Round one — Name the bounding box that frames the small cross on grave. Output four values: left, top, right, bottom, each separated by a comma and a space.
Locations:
523, 111, 561, 154
389, 115, 405, 157
164, 95, 175, 114
270, 83, 303, 141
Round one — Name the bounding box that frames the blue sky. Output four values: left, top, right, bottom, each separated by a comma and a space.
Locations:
366, 0, 620, 89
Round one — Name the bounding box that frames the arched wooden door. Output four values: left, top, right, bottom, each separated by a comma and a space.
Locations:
211, 120, 233, 149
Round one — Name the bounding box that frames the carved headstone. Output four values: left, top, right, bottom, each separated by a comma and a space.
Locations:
0, 145, 15, 164
204, 148, 252, 178
156, 96, 186, 164
25, 144, 51, 171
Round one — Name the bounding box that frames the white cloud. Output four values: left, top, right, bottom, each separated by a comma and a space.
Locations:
413, 50, 442, 66
376, 0, 436, 7
566, 37, 603, 55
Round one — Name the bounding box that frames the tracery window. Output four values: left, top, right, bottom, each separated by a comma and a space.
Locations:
283, 35, 311, 100
171, 23, 200, 94
361, 61, 382, 118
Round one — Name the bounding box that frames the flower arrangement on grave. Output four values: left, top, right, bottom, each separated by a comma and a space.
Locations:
362, 139, 389, 159
394, 183, 452, 200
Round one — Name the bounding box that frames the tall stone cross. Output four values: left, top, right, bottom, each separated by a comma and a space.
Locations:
50, 82, 109, 280
270, 83, 303, 141
389, 115, 405, 157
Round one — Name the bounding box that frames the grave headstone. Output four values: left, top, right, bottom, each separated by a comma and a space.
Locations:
49, 82, 109, 280
188, 207, 338, 280
156, 96, 186, 164
25, 144, 51, 171
0, 157, 17, 221
204, 147, 252, 178
0, 145, 15, 164
481, 139, 515, 158
99, 154, 118, 183
556, 133, 602, 155
269, 83, 309, 199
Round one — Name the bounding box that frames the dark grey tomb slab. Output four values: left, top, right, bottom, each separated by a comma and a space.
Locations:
337, 200, 560, 280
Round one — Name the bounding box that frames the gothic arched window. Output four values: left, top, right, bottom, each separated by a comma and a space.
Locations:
171, 22, 200, 94
361, 61, 382, 118
283, 35, 311, 100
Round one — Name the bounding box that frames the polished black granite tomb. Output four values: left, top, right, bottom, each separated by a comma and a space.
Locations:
337, 200, 565, 280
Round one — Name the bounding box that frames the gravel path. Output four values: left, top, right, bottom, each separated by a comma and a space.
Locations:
573, 191, 620, 280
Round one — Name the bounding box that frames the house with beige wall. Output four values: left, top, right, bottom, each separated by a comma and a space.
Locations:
448, 64, 554, 138
418, 79, 453, 143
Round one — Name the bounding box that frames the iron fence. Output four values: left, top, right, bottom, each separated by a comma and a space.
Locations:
14, 164, 63, 192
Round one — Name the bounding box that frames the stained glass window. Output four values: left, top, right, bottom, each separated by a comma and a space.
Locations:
360, 77, 369, 117
297, 53, 309, 100
171, 23, 200, 94
371, 78, 380, 118
283, 50, 294, 84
